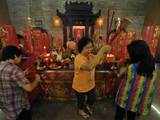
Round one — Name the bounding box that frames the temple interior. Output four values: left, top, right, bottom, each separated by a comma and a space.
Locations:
0, 0, 160, 120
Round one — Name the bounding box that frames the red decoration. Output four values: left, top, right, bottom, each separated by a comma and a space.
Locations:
23, 28, 51, 57
143, 26, 158, 55
110, 31, 135, 62
23, 29, 33, 53
3, 25, 19, 46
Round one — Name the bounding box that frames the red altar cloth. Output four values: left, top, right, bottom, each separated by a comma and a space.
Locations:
38, 70, 116, 100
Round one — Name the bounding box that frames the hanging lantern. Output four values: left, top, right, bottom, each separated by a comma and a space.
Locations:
96, 17, 104, 27
52, 16, 62, 27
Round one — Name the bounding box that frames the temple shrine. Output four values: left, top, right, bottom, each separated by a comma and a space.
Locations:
57, 1, 101, 47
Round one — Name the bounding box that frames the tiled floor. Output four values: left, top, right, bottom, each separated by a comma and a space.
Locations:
1, 98, 160, 120
0, 99, 160, 120
32, 99, 160, 120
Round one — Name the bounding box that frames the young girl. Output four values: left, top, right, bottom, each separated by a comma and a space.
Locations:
115, 40, 155, 120
72, 37, 111, 119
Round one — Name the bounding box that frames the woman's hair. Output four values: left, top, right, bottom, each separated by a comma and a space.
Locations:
77, 37, 93, 53
127, 40, 155, 77
2, 45, 22, 61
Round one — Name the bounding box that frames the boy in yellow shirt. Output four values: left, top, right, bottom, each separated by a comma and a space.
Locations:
72, 37, 111, 119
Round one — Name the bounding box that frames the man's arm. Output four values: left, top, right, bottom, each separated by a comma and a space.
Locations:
13, 68, 41, 92
21, 74, 41, 92
80, 45, 111, 70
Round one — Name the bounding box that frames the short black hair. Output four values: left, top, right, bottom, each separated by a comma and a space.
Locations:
77, 37, 93, 53
127, 40, 155, 77
2, 45, 22, 61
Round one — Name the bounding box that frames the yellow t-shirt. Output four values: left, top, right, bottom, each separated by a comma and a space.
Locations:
72, 54, 95, 93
